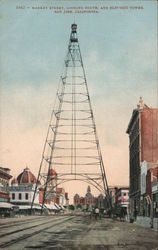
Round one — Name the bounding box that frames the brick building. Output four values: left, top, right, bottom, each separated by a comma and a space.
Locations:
44, 168, 57, 204
114, 187, 129, 215
126, 98, 158, 217
152, 176, 158, 218
74, 186, 95, 208
74, 186, 101, 209
56, 187, 69, 208
0, 167, 12, 203
141, 162, 158, 217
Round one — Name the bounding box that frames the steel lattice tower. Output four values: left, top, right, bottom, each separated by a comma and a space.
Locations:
31, 24, 111, 210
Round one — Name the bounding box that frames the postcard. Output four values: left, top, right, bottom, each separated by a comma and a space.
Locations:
0, 1, 157, 249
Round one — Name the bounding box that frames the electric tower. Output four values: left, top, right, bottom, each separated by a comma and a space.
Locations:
31, 24, 111, 210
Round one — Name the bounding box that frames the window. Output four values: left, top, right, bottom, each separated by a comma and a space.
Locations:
6, 182, 9, 192
19, 193, 22, 200
4, 181, 7, 192
1, 180, 4, 191
0, 179, 2, 192
25, 193, 28, 200
12, 193, 15, 200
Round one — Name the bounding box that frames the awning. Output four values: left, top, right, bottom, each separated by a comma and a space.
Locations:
0, 202, 13, 208
45, 203, 58, 210
18, 205, 42, 210
54, 203, 61, 210
59, 205, 65, 210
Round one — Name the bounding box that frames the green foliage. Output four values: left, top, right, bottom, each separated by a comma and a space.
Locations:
68, 204, 75, 211
76, 204, 82, 209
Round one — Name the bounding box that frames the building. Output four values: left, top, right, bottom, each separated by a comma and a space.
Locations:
74, 186, 100, 209
0, 167, 12, 203
126, 98, 158, 217
0, 167, 12, 216
85, 186, 96, 207
115, 187, 129, 216
109, 186, 117, 209
10, 167, 41, 210
44, 168, 57, 204
141, 161, 158, 217
10, 166, 59, 205
74, 193, 82, 206
56, 187, 68, 208
152, 178, 158, 219
10, 167, 64, 214
109, 186, 129, 217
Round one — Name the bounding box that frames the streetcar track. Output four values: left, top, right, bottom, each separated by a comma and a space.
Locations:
0, 216, 71, 238
0, 216, 46, 229
0, 214, 69, 230
0, 216, 73, 248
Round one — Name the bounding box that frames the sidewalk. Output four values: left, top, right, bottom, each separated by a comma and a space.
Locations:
113, 215, 158, 232
134, 216, 158, 232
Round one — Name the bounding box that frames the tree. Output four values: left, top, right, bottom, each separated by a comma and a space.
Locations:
68, 205, 75, 211
76, 204, 82, 210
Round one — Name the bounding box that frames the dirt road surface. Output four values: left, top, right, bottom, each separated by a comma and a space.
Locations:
0, 214, 157, 249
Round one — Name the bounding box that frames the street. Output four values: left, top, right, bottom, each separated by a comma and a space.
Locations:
0, 213, 158, 250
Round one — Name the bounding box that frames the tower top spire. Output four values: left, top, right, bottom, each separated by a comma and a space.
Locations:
71, 23, 77, 33
70, 23, 78, 43
87, 185, 91, 194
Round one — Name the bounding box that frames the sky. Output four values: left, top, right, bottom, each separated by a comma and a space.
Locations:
0, 0, 157, 201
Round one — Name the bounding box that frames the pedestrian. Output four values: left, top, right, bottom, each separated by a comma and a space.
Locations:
99, 209, 102, 219
119, 212, 122, 221
121, 209, 125, 221
89, 207, 92, 219
95, 207, 99, 220
134, 210, 137, 221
